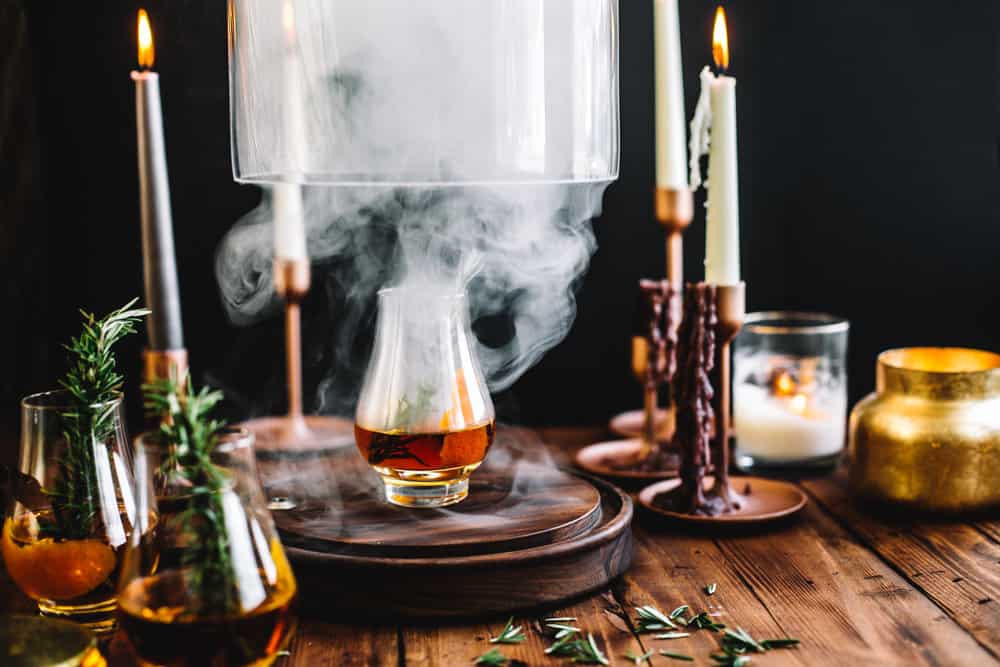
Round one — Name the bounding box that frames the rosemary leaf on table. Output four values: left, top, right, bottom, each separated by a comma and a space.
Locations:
474, 648, 509, 665
490, 617, 527, 644
655, 632, 692, 640
669, 605, 690, 620
634, 605, 678, 632
660, 649, 695, 661
706, 583, 718, 595
623, 648, 653, 664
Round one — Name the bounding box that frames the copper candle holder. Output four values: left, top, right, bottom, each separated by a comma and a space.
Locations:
711, 282, 745, 495
240, 258, 351, 476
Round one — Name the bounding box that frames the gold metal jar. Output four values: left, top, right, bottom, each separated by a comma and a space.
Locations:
848, 347, 1000, 513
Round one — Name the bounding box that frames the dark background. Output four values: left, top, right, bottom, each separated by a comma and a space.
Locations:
1, 1, 998, 437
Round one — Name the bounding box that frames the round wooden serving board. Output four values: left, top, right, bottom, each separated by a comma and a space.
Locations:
259, 430, 633, 619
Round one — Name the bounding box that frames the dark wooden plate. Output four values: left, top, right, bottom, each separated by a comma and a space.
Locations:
574, 439, 678, 484
262, 431, 633, 619
241, 415, 354, 459
637, 476, 807, 525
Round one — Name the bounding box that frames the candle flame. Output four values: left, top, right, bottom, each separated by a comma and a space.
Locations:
712, 6, 729, 71
790, 393, 808, 415
282, 1, 295, 39
137, 9, 154, 69
773, 371, 797, 397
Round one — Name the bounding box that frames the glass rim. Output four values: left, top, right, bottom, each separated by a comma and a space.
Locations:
743, 311, 849, 335
378, 285, 466, 301
21, 389, 124, 412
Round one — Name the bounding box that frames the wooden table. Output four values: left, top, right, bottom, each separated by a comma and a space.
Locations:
2, 427, 998, 666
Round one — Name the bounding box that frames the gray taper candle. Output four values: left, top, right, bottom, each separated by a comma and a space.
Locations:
132, 65, 183, 351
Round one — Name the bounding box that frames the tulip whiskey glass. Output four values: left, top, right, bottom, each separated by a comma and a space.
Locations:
355, 287, 496, 508
2, 391, 145, 633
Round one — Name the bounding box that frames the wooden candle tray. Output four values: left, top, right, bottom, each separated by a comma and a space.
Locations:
258, 429, 633, 619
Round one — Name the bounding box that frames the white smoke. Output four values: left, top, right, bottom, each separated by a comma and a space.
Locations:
215, 182, 607, 414
218, 0, 617, 414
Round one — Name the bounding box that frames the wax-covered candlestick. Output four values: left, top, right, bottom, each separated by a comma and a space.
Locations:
132, 9, 184, 351
691, 8, 740, 285
653, 0, 688, 189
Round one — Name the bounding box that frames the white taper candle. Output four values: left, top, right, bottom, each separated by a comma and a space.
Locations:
653, 0, 688, 188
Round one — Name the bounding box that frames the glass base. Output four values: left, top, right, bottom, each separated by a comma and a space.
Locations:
735, 450, 842, 477
382, 477, 470, 508
38, 598, 118, 634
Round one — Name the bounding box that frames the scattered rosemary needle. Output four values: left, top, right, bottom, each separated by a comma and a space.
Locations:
490, 617, 526, 644
711, 653, 751, 667
544, 631, 609, 665
655, 632, 691, 640
722, 627, 766, 653
634, 605, 677, 632
474, 648, 509, 665
669, 605, 690, 620
545, 617, 578, 623
623, 648, 653, 664
547, 623, 582, 639
706, 583, 718, 595
659, 649, 695, 661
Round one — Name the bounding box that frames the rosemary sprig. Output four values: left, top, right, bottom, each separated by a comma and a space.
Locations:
659, 650, 695, 661
490, 617, 526, 644
44, 299, 148, 540
634, 605, 677, 632
722, 627, 765, 653
474, 648, 509, 665
143, 373, 237, 616
623, 648, 653, 664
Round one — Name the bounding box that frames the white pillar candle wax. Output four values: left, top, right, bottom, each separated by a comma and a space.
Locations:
734, 383, 846, 461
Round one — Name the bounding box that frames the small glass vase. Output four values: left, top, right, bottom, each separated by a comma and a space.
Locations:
1, 390, 142, 633
118, 429, 297, 667
355, 287, 496, 508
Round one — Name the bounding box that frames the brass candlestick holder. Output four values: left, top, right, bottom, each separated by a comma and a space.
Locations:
608, 187, 693, 442
143, 349, 189, 385
239, 257, 352, 509
709, 282, 745, 507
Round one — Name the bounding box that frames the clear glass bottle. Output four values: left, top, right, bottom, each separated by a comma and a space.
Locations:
2, 390, 142, 633
355, 287, 496, 507
118, 429, 298, 666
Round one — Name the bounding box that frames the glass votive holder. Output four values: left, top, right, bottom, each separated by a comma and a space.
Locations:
733, 312, 849, 472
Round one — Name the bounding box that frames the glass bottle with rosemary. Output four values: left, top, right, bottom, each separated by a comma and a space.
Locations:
118, 374, 298, 666
1, 300, 151, 632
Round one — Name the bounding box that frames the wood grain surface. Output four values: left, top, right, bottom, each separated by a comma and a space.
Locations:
1, 426, 998, 666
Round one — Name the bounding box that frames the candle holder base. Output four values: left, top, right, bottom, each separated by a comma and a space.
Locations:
608, 408, 675, 440
637, 475, 806, 526
574, 439, 679, 488
735, 450, 842, 477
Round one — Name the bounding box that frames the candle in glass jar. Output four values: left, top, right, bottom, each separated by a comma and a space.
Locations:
734, 376, 846, 461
